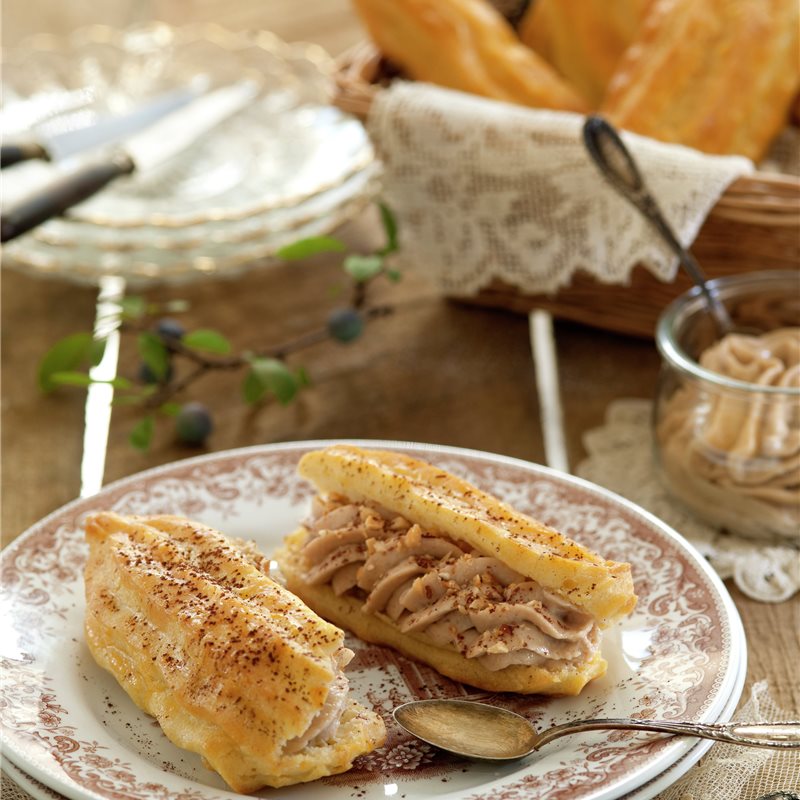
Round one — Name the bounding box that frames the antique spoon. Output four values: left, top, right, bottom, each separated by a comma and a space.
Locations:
393, 699, 800, 762
582, 115, 742, 336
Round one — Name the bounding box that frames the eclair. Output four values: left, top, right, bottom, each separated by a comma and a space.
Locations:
275, 446, 637, 696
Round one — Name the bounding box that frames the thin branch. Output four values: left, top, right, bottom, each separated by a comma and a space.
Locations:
141, 304, 395, 407
144, 363, 209, 408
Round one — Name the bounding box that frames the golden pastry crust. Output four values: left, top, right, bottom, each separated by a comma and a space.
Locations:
277, 528, 608, 696
351, 0, 589, 111
276, 446, 637, 696
518, 0, 654, 106
296, 445, 636, 627
84, 512, 385, 792
601, 0, 800, 160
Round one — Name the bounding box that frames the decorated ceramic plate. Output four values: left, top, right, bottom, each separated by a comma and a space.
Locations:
1, 441, 746, 800
3, 653, 747, 800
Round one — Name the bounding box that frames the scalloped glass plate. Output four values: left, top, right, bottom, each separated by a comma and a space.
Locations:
1, 441, 746, 800
10, 159, 381, 252
1, 164, 381, 285
1, 23, 375, 228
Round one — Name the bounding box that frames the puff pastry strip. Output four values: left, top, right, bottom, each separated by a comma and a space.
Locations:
518, 0, 654, 106
84, 512, 385, 792
601, 0, 800, 160
275, 446, 636, 696
351, 0, 589, 111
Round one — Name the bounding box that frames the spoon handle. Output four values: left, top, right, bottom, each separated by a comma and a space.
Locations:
537, 718, 800, 750
582, 115, 734, 335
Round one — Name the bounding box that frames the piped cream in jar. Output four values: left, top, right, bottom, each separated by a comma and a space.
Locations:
654, 271, 800, 541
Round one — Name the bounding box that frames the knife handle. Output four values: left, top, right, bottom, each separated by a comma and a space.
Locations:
1, 153, 135, 243
1, 142, 50, 168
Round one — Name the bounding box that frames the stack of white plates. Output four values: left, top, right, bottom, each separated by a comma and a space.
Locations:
1, 23, 380, 285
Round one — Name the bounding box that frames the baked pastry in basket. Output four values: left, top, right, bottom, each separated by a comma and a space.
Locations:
84, 512, 385, 792
351, 0, 589, 111
275, 445, 637, 696
518, 0, 654, 106
601, 0, 800, 160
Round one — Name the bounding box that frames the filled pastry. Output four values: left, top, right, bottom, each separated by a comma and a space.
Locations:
275, 445, 637, 696
83, 512, 385, 793
350, 0, 589, 111
517, 0, 654, 106
600, 0, 800, 160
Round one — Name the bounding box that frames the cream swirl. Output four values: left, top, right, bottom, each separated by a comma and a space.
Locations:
299, 494, 600, 671
657, 327, 800, 539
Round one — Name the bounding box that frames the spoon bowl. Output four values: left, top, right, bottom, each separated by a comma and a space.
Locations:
393, 699, 800, 763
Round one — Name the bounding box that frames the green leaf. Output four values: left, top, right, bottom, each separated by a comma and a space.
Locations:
48, 371, 94, 387
242, 370, 267, 405
344, 254, 383, 283
138, 332, 170, 381
39, 333, 93, 393
242, 357, 298, 405
88, 338, 107, 366
119, 296, 147, 320
182, 329, 231, 354
48, 372, 132, 389
386, 268, 403, 283
129, 415, 155, 451
296, 366, 311, 387
276, 236, 347, 261
378, 202, 398, 255
159, 402, 182, 417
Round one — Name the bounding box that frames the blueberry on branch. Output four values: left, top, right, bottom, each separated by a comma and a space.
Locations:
38, 203, 401, 450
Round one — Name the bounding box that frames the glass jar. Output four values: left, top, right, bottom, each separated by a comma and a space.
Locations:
653, 271, 800, 542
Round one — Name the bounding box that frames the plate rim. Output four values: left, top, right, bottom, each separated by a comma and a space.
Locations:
1, 180, 379, 287
1, 438, 747, 800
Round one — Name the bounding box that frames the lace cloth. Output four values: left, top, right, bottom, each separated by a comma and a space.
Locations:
366, 81, 754, 295
654, 682, 800, 800
576, 399, 800, 603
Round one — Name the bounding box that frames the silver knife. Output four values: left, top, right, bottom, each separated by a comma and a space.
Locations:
1, 77, 210, 168
0, 80, 259, 242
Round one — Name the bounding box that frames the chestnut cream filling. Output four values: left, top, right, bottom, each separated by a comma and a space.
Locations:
284, 647, 353, 753
299, 494, 600, 672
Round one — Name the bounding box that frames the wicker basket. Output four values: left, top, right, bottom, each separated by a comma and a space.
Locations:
334, 43, 800, 338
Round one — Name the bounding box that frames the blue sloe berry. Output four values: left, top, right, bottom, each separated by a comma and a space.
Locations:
156, 318, 185, 342
327, 308, 364, 343
175, 402, 213, 445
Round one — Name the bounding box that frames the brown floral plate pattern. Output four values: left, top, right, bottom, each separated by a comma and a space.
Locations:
0, 441, 746, 800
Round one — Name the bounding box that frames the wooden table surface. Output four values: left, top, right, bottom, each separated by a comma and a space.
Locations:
2, 0, 798, 794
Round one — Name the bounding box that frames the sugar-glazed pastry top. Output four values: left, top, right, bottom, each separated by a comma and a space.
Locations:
518, 0, 653, 106
601, 0, 800, 160
351, 0, 590, 111
297, 445, 637, 625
